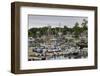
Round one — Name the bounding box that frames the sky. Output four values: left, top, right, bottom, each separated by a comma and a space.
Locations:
28, 15, 88, 29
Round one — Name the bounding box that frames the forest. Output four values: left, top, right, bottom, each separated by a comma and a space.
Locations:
28, 19, 88, 38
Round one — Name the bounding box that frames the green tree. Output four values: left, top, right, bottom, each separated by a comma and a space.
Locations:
81, 19, 88, 31
73, 22, 81, 38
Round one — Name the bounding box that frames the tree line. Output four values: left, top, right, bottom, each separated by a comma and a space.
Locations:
28, 19, 88, 38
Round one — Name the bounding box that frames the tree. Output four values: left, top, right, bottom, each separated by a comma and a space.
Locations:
81, 19, 88, 27
74, 22, 79, 28
62, 25, 68, 35
73, 22, 81, 38
81, 19, 88, 31
28, 31, 33, 37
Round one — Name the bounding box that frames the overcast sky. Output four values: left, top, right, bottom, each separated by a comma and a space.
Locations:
28, 15, 88, 29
